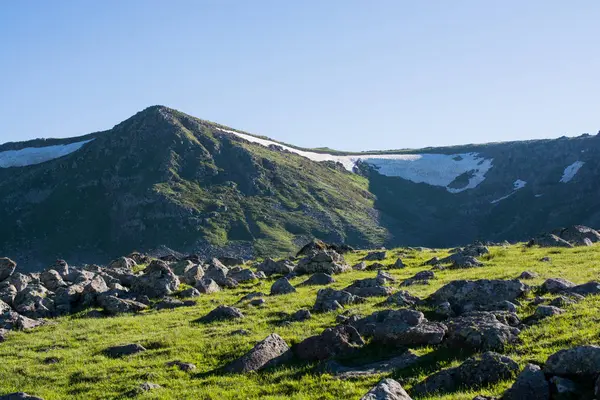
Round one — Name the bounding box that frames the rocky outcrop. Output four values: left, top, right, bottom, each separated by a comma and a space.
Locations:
295, 250, 349, 275
527, 234, 573, 248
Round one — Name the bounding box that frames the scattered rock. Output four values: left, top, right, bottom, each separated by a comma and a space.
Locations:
195, 305, 244, 323
104, 343, 146, 358
179, 287, 201, 298
382, 291, 421, 307
534, 305, 564, 320
313, 288, 363, 312
203, 259, 231, 287
299, 273, 335, 286
393, 258, 405, 269
154, 297, 195, 310
131, 260, 179, 298
412, 352, 519, 396
540, 257, 552, 262
527, 234, 573, 248
39, 270, 66, 291
0, 393, 44, 400
182, 264, 204, 286
362, 251, 387, 261
249, 298, 265, 307
256, 258, 295, 276
428, 279, 528, 314
401, 270, 434, 286
291, 309, 311, 321
503, 363, 550, 400
228, 268, 259, 283
295, 250, 349, 275
295, 325, 365, 361
107, 257, 136, 271
556, 225, 600, 245
0, 258, 16, 282
166, 360, 196, 371
519, 271, 538, 279
352, 261, 367, 271
195, 278, 220, 294
224, 333, 292, 373
270, 277, 296, 295
445, 311, 521, 351
99, 295, 147, 315
544, 345, 600, 376
360, 378, 412, 400
540, 278, 576, 294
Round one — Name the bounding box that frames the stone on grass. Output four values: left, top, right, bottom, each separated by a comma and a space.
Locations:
0, 393, 44, 400
104, 343, 146, 358
195, 278, 220, 294
224, 333, 292, 373
300, 273, 335, 286
270, 277, 296, 295
195, 305, 244, 323
360, 378, 412, 400
295, 325, 364, 361
503, 363, 549, 400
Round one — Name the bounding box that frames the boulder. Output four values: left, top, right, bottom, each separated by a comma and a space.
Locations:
166, 360, 196, 372
519, 271, 538, 279
428, 279, 528, 314
223, 333, 292, 373
182, 264, 204, 286
295, 250, 349, 275
0, 311, 43, 330
299, 273, 335, 286
47, 260, 69, 279
411, 352, 519, 396
401, 270, 434, 287
556, 225, 600, 245
104, 343, 146, 358
98, 295, 147, 315
107, 257, 136, 271
0, 258, 16, 282
360, 378, 412, 400
540, 278, 576, 294
291, 309, 311, 322
228, 268, 259, 283
132, 260, 179, 298
352, 309, 446, 346
0, 283, 17, 306
179, 287, 201, 298
534, 305, 564, 319
127, 252, 150, 265
195, 305, 244, 323
195, 278, 220, 294
352, 261, 367, 271
382, 291, 421, 307
270, 277, 296, 296
256, 258, 295, 276
568, 281, 600, 296
313, 288, 363, 312
544, 345, 600, 376
13, 284, 55, 318
445, 311, 521, 351
217, 256, 245, 267
8, 273, 31, 292
503, 363, 550, 400
40, 269, 66, 291
528, 234, 573, 248
393, 258, 405, 269
295, 325, 365, 361
154, 297, 195, 310
204, 259, 231, 286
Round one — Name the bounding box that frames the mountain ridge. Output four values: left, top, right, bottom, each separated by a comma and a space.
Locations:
1, 106, 599, 270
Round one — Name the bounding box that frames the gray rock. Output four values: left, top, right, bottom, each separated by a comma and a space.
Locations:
107, 257, 136, 271
428, 279, 528, 314
13, 284, 54, 318
313, 288, 363, 312
503, 363, 550, 400
549, 295, 578, 308
0, 283, 17, 306
228, 268, 259, 283
300, 273, 335, 286
534, 305, 564, 319
224, 333, 292, 373
412, 352, 519, 396
39, 269, 66, 291
434, 301, 455, 318
203, 259, 230, 286
519, 271, 538, 279
179, 287, 201, 298
557, 225, 600, 245
0, 258, 16, 282
567, 281, 600, 296
270, 277, 296, 295
0, 311, 43, 330
99, 295, 147, 315
131, 260, 179, 298
382, 290, 421, 307
445, 311, 520, 352
291, 309, 311, 321
393, 258, 405, 269
166, 360, 196, 372
352, 309, 446, 346
544, 345, 600, 376
360, 378, 412, 400
182, 264, 204, 286
549, 376, 580, 399
8, 273, 30, 292
195, 278, 220, 294
295, 250, 349, 275
196, 305, 244, 323
154, 297, 195, 310
104, 343, 146, 358
352, 261, 367, 271
362, 251, 387, 261
249, 298, 265, 307
540, 278, 576, 294
528, 234, 573, 248
295, 325, 365, 361
256, 258, 295, 276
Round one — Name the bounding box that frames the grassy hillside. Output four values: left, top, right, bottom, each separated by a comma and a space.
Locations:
1, 244, 600, 399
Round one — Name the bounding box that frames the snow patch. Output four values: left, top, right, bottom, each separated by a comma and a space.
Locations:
0, 139, 94, 168
490, 178, 527, 204
221, 129, 493, 193
560, 161, 585, 183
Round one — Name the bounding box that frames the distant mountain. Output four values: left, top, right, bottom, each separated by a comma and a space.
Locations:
1, 106, 599, 270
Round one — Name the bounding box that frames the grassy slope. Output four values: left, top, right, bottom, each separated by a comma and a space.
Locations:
1, 245, 600, 399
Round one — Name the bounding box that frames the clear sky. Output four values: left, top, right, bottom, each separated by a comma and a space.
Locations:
1, 1, 599, 151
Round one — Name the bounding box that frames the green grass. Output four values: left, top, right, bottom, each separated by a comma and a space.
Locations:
1, 244, 600, 399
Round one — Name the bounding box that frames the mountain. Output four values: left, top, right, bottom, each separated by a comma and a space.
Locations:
1, 106, 599, 270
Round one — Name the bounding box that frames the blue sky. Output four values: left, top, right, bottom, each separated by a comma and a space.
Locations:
1, 1, 599, 151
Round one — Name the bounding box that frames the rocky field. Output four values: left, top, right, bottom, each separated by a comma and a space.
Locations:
2, 227, 600, 399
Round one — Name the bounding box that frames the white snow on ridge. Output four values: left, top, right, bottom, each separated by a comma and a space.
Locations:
491, 179, 527, 204
221, 129, 494, 193
0, 139, 94, 168
560, 161, 585, 183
